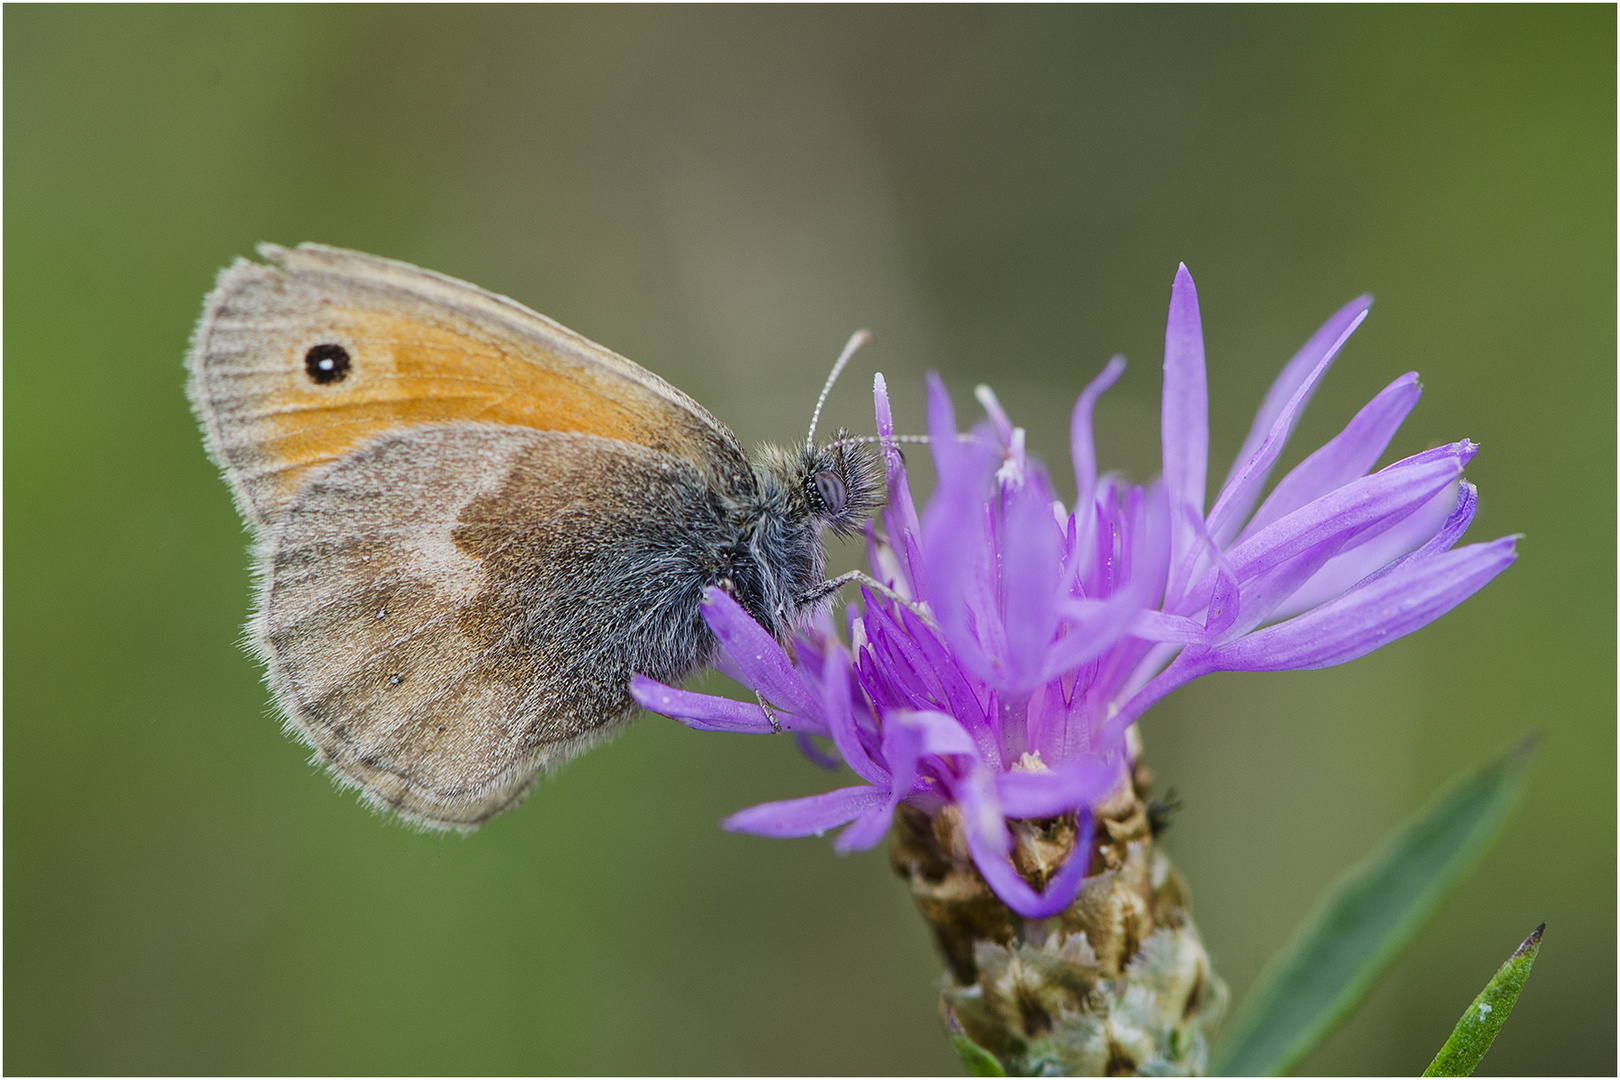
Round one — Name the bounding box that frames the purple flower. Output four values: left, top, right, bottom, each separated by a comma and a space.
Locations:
632, 264, 1517, 919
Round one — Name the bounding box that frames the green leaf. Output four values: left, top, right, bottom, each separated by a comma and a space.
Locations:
1212, 736, 1536, 1076
1422, 923, 1544, 1077
950, 1033, 1008, 1077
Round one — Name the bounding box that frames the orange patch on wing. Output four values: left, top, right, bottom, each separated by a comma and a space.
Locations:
249, 307, 690, 498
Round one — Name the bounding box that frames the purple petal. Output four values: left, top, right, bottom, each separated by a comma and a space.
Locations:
1025, 678, 1083, 764
899, 531, 935, 614
859, 600, 994, 768
834, 807, 899, 853
925, 372, 967, 481
1000, 483, 1064, 692
860, 606, 943, 713
1239, 371, 1423, 544
920, 384, 1000, 680
975, 384, 1016, 446
889, 707, 980, 758
835, 709, 977, 852
1219, 295, 1375, 501
1130, 480, 1173, 611
700, 587, 818, 718
959, 770, 1096, 918
1383, 481, 1478, 567
959, 790, 1101, 919
969, 833, 1093, 919
1042, 582, 1153, 681
874, 371, 896, 438
1128, 610, 1209, 644
709, 645, 751, 687
1162, 264, 1209, 581
820, 642, 891, 786
874, 373, 924, 544
895, 604, 1002, 767
1210, 535, 1519, 671
962, 500, 1013, 673
877, 645, 946, 720
860, 594, 942, 700
1216, 441, 1475, 613
1071, 357, 1127, 551
996, 756, 1123, 819
722, 785, 891, 838
1206, 303, 1371, 547
949, 767, 1009, 859
1088, 485, 1177, 705
1046, 592, 1138, 654
865, 523, 908, 594
1266, 481, 1480, 623
630, 675, 777, 733
1204, 566, 1242, 639
1272, 480, 1460, 620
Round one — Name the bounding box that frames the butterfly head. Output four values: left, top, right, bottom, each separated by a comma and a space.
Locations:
805, 431, 886, 537
734, 433, 884, 639
755, 431, 884, 539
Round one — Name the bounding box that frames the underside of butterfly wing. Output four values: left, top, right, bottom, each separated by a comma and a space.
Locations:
187, 243, 752, 527
258, 423, 728, 829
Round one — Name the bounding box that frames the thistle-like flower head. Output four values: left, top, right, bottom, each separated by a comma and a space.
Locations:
633, 263, 1517, 920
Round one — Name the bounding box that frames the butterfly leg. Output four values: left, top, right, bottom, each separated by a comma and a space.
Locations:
801, 571, 937, 627
754, 690, 782, 734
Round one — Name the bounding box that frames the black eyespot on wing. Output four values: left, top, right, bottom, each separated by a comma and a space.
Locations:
304, 343, 351, 385
814, 469, 848, 516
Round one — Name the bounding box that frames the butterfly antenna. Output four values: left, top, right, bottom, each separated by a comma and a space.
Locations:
807, 330, 874, 452
822, 433, 948, 453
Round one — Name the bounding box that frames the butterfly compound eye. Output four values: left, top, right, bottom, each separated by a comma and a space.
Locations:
814, 469, 848, 516
304, 343, 351, 385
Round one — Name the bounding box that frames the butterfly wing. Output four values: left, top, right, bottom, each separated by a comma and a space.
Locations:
187, 244, 750, 828
261, 423, 724, 829
187, 242, 751, 526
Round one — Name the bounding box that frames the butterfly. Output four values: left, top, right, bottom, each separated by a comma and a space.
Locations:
188, 244, 883, 830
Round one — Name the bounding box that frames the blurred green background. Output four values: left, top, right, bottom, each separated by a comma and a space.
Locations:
7, 7, 1612, 1075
